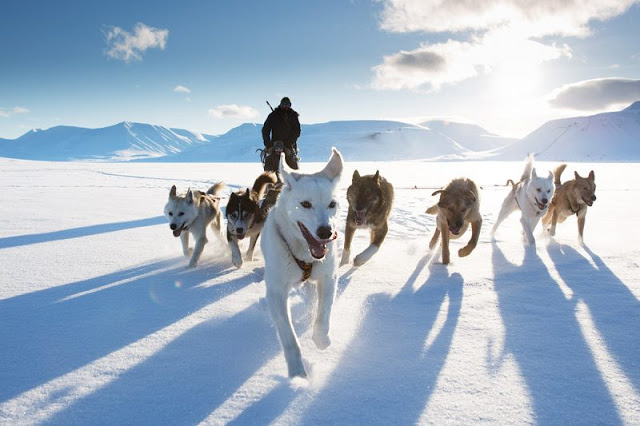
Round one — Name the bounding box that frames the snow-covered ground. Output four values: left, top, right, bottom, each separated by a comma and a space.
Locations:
1, 157, 639, 425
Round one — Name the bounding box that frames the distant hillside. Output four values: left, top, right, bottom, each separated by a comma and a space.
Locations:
0, 122, 212, 161
2, 102, 638, 162
153, 120, 485, 163
419, 120, 516, 152
493, 101, 640, 162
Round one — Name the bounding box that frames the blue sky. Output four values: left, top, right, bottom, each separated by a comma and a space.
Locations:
2, 0, 640, 139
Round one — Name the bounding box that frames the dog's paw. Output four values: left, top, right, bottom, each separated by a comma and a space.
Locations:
183, 248, 194, 257
352, 255, 367, 267
312, 332, 331, 350
232, 253, 243, 269
458, 245, 474, 257
188, 259, 198, 268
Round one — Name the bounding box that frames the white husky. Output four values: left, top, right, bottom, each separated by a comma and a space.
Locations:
491, 154, 554, 246
261, 148, 343, 378
163, 183, 226, 268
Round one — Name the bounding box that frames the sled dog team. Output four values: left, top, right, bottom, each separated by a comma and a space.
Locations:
163, 149, 597, 378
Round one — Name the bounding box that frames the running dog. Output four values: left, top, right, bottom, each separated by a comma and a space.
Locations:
164, 182, 226, 268
426, 178, 482, 265
340, 170, 394, 267
225, 172, 278, 268
542, 164, 597, 244
491, 154, 554, 246
261, 148, 343, 378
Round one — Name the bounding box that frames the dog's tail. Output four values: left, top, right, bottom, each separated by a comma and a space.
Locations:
553, 164, 567, 189
252, 171, 278, 199
520, 153, 534, 182
206, 181, 226, 197
505, 179, 517, 189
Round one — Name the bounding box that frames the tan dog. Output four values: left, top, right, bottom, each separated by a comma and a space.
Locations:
542, 164, 596, 244
426, 178, 482, 264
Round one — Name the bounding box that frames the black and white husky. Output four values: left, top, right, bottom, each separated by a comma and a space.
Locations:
260, 148, 343, 378
225, 172, 278, 268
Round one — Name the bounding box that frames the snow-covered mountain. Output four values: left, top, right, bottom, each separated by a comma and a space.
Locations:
2, 101, 639, 162
493, 101, 640, 161
0, 122, 212, 161
152, 120, 491, 163
420, 120, 516, 152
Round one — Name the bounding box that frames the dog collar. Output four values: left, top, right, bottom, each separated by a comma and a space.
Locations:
294, 257, 313, 281
275, 223, 314, 282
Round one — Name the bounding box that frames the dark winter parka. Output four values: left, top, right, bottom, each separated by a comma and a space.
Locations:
261, 107, 301, 151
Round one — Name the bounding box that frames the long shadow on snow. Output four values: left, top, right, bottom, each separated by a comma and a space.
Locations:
546, 243, 640, 394
299, 259, 462, 424
45, 302, 285, 425
0, 258, 255, 403
0, 216, 165, 249
491, 242, 621, 424
48, 282, 320, 424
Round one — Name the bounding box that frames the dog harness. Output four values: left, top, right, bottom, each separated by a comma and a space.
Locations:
294, 258, 313, 282
276, 224, 314, 282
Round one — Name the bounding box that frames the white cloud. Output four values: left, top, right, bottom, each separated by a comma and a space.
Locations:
208, 104, 260, 120
373, 0, 637, 90
174, 85, 191, 93
547, 78, 640, 110
373, 30, 570, 90
104, 22, 168, 63
0, 106, 30, 118
379, 0, 638, 37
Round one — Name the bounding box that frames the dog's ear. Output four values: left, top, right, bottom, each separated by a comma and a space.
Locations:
466, 190, 477, 204
169, 185, 177, 199
531, 168, 538, 179
321, 147, 343, 182
244, 188, 250, 197
352, 170, 360, 183
588, 170, 595, 181
547, 170, 553, 180
374, 170, 380, 183
574, 171, 582, 180
186, 188, 194, 204
279, 152, 301, 189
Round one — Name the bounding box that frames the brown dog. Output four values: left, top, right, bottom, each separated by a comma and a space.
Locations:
426, 178, 482, 264
340, 170, 394, 267
541, 164, 596, 243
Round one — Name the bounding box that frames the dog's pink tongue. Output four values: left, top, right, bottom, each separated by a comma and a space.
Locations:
309, 240, 328, 259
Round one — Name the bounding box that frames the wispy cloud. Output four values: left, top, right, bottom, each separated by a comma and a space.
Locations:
373, 0, 638, 90
104, 22, 168, 63
174, 85, 191, 93
0, 106, 30, 118
547, 78, 640, 110
208, 104, 260, 120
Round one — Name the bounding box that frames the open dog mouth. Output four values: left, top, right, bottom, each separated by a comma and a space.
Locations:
583, 197, 594, 207
354, 209, 367, 226
298, 222, 337, 259
235, 232, 246, 240
534, 197, 548, 210
172, 223, 187, 237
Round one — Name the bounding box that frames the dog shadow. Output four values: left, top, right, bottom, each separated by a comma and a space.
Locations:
546, 243, 640, 393
491, 242, 622, 424
0, 258, 253, 403
0, 216, 165, 249
297, 260, 463, 424
44, 301, 287, 425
